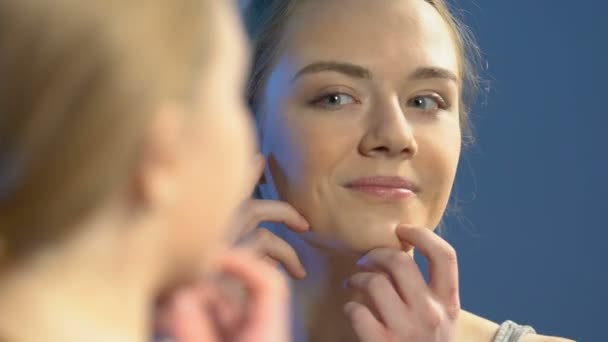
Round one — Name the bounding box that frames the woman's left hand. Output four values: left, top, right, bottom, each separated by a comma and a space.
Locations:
154, 250, 289, 342
344, 225, 460, 342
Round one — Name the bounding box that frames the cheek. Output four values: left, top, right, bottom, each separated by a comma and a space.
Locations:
205, 108, 253, 218
181, 106, 253, 263
263, 108, 356, 199
415, 124, 461, 222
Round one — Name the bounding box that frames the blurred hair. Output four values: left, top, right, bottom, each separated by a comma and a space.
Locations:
0, 0, 216, 261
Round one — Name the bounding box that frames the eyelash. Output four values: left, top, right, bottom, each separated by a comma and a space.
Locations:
407, 93, 449, 112
308, 91, 450, 112
309, 91, 358, 109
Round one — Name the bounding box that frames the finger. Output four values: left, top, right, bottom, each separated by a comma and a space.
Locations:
346, 272, 408, 330
262, 255, 280, 268
356, 248, 429, 308
238, 199, 309, 235
196, 280, 245, 332
167, 288, 219, 342
217, 250, 289, 342
343, 301, 385, 341
396, 226, 459, 313
242, 228, 306, 278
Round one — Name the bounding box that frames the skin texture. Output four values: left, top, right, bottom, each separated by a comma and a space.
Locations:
237, 0, 574, 341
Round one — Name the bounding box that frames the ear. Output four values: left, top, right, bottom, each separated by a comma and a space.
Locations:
132, 104, 185, 210
253, 153, 266, 186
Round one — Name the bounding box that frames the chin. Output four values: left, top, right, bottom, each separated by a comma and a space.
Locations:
301, 222, 405, 256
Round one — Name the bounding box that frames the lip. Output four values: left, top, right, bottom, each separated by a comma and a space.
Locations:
345, 176, 418, 200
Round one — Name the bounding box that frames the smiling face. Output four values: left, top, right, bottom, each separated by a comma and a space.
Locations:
257, 0, 462, 253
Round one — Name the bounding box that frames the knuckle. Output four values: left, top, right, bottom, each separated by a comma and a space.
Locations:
444, 301, 461, 320
284, 244, 299, 258
442, 292, 461, 319
241, 199, 259, 216
423, 305, 445, 330
249, 204, 265, 222
366, 274, 389, 290
254, 228, 275, 243
349, 305, 367, 319
386, 251, 411, 272
440, 244, 458, 264
445, 283, 460, 302
276, 201, 293, 213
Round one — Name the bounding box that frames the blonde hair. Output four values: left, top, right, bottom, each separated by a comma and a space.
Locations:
0, 0, 216, 261
242, 0, 482, 144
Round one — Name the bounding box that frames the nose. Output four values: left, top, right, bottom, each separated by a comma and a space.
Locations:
358, 97, 418, 159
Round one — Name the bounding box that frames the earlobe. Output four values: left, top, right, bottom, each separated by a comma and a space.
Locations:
131, 104, 185, 210
254, 153, 267, 185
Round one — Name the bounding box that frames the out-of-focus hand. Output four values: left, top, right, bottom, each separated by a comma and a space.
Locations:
156, 249, 289, 342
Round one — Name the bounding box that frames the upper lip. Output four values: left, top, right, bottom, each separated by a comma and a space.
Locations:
345, 176, 419, 192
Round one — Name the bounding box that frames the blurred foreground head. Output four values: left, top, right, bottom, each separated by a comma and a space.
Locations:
0, 0, 255, 284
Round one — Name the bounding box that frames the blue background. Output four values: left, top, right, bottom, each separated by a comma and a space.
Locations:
438, 1, 607, 341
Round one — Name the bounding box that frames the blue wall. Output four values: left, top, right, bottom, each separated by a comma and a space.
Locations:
440, 1, 608, 340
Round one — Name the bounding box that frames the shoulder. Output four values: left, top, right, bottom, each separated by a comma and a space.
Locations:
520, 335, 575, 342
456, 310, 500, 341
456, 310, 575, 342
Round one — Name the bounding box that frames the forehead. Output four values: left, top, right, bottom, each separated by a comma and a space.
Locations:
279, 0, 459, 79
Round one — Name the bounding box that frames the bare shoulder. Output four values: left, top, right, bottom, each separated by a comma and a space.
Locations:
521, 335, 576, 342
456, 310, 575, 342
456, 310, 500, 341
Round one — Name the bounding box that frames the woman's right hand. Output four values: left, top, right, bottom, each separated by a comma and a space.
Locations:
232, 154, 310, 279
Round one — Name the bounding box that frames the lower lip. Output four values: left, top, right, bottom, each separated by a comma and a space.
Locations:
347, 186, 415, 200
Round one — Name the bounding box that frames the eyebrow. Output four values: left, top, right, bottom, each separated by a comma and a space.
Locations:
291, 61, 371, 83
291, 61, 459, 84
409, 67, 459, 83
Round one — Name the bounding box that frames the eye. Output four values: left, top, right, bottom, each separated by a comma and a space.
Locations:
407, 94, 446, 112
311, 93, 356, 108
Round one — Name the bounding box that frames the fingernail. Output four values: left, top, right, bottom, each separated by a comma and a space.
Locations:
298, 266, 307, 278
355, 256, 366, 267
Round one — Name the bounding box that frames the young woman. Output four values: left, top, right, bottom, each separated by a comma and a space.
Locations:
0, 1, 286, 341
237, 0, 574, 341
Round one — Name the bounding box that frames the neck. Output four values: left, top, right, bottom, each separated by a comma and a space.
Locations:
282, 229, 500, 342
283, 230, 368, 342
0, 220, 158, 342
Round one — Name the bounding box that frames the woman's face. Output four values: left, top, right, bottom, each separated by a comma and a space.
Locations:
259, 0, 462, 253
